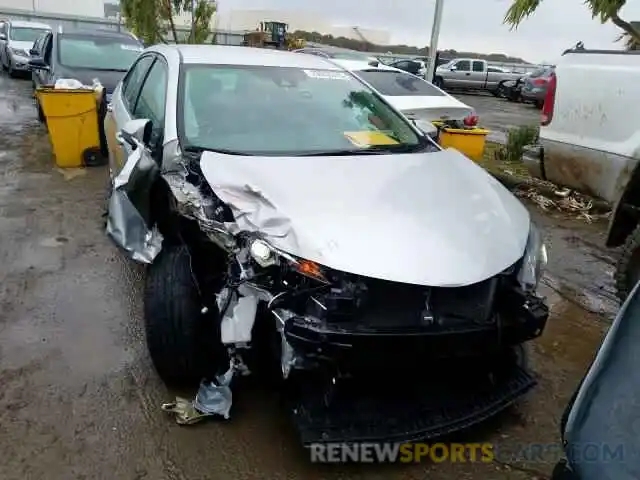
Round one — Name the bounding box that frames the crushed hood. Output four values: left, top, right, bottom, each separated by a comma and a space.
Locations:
199, 148, 530, 287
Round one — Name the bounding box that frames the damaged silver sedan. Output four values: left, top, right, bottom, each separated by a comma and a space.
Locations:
103, 44, 550, 445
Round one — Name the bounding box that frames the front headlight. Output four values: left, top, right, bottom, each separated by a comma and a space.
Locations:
248, 237, 329, 283
10, 47, 28, 57
517, 222, 548, 292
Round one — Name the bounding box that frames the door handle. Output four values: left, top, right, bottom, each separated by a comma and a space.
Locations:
465, 72, 471, 76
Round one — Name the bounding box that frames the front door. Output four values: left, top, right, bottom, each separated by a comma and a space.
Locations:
104, 54, 155, 178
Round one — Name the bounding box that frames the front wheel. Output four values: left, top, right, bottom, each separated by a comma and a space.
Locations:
144, 245, 223, 387
615, 224, 640, 301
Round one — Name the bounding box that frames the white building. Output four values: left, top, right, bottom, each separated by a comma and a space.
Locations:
0, 0, 106, 18
218, 9, 390, 45
0, 0, 390, 44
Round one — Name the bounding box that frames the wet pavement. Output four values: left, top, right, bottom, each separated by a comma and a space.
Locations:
456, 93, 541, 143
0, 74, 616, 479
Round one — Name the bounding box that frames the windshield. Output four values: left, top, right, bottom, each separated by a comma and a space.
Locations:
58, 34, 143, 71
529, 67, 551, 78
10, 27, 49, 43
180, 64, 424, 156
357, 70, 446, 97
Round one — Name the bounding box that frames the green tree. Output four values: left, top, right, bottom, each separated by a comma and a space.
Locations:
504, 0, 640, 46
120, 0, 216, 46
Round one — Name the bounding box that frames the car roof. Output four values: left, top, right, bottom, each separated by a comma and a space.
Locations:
8, 20, 51, 29
160, 45, 344, 70
58, 28, 138, 40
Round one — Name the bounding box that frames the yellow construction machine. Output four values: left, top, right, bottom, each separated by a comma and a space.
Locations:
242, 21, 305, 50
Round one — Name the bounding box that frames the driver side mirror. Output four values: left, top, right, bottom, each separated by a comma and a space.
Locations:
29, 48, 37, 56
28, 57, 49, 71
117, 118, 152, 150
0, 33, 6, 41
449, 65, 457, 71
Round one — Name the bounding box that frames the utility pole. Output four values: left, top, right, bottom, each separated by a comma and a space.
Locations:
426, 0, 444, 83
190, 0, 196, 42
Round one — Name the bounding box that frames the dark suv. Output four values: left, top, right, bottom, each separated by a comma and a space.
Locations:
29, 28, 143, 121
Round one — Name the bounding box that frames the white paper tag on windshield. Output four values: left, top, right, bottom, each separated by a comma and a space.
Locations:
121, 44, 143, 51
303, 70, 349, 80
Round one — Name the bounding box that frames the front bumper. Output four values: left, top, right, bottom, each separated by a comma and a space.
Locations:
521, 87, 546, 102
10, 54, 31, 71
282, 287, 548, 372
290, 361, 536, 445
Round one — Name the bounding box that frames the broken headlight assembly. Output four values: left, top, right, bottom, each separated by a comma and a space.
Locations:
517, 222, 548, 293
247, 237, 330, 284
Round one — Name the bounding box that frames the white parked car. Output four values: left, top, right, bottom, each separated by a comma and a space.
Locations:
333, 59, 476, 127
0, 19, 51, 77
104, 45, 548, 444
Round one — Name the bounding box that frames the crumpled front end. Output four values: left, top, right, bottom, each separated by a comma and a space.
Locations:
105, 137, 549, 444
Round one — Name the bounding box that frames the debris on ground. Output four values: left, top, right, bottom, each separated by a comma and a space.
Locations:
55, 167, 87, 181
515, 186, 611, 224
477, 142, 611, 223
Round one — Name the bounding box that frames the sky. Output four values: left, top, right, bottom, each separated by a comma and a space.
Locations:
218, 0, 640, 64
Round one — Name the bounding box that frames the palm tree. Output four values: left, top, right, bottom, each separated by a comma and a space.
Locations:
619, 21, 640, 50
504, 0, 640, 48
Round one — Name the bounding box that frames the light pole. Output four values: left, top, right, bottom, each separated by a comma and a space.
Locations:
426, 0, 444, 82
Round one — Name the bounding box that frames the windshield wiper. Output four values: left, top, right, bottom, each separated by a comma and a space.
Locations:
301, 143, 430, 156
183, 146, 255, 156
297, 148, 394, 157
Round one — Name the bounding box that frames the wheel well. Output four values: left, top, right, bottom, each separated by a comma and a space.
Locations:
607, 169, 640, 248
149, 176, 228, 294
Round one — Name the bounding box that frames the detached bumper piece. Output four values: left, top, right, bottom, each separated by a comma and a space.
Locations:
287, 355, 535, 445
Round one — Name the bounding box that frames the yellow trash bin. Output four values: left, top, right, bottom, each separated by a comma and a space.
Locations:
36, 88, 102, 168
434, 125, 490, 162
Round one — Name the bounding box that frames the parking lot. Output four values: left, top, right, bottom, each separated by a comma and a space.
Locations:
0, 73, 618, 479
456, 92, 542, 142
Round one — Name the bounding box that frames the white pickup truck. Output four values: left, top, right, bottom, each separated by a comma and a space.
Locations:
434, 58, 522, 94
523, 48, 640, 300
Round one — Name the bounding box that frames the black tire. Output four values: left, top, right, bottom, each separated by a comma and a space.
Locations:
492, 84, 504, 97
615, 224, 640, 301
512, 343, 530, 370
144, 245, 223, 387
433, 76, 444, 89
37, 101, 45, 124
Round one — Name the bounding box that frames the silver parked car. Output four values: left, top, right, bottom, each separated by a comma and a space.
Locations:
521, 66, 555, 108
104, 44, 549, 444
0, 19, 51, 77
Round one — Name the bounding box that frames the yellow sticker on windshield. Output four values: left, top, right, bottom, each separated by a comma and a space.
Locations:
344, 131, 399, 147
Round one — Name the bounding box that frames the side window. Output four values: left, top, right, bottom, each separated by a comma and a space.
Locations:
455, 60, 471, 71
121, 55, 155, 111
43, 35, 52, 64
472, 61, 484, 72
133, 59, 167, 128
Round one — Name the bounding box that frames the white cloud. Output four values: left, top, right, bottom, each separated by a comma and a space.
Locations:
220, 0, 640, 63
